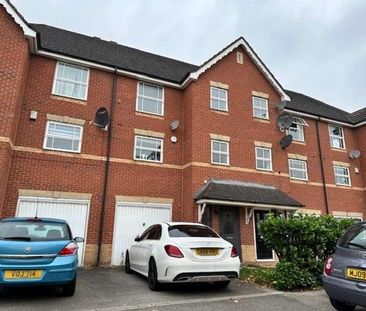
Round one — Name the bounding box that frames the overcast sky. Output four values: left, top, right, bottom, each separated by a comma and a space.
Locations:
13, 0, 366, 112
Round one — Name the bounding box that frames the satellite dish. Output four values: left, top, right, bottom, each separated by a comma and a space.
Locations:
349, 150, 361, 159
277, 112, 294, 131
276, 101, 288, 111
170, 120, 179, 131
280, 135, 293, 149
93, 107, 109, 129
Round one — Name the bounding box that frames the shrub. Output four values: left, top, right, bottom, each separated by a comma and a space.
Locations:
258, 214, 354, 290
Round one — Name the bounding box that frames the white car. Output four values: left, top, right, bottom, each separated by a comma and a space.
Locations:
125, 222, 241, 291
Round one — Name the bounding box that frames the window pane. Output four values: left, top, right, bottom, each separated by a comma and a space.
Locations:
137, 83, 163, 115
143, 84, 159, 98
54, 63, 88, 99
134, 136, 162, 162
45, 122, 82, 153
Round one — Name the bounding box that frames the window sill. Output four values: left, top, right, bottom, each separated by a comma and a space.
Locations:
331, 148, 347, 153
211, 162, 230, 167
292, 140, 306, 145
290, 179, 309, 184
253, 117, 270, 123
256, 168, 273, 172
135, 112, 164, 120
334, 184, 352, 188
43, 147, 81, 154
212, 109, 229, 116
133, 158, 163, 164
51, 95, 87, 106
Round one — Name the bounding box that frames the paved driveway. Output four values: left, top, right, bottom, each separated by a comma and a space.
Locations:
1, 268, 365, 311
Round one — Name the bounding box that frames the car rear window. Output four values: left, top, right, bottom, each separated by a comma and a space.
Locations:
168, 225, 219, 238
338, 224, 366, 250
0, 220, 71, 241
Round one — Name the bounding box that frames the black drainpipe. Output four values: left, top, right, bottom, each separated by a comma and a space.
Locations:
316, 119, 330, 215
97, 68, 118, 266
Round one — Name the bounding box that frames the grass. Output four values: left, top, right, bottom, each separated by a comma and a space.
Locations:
240, 266, 275, 288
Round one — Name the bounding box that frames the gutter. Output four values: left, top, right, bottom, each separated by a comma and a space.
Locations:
96, 68, 117, 266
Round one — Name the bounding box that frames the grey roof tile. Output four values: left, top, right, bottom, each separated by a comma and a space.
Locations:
195, 179, 304, 208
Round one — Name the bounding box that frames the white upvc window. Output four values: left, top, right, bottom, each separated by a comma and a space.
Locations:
255, 147, 272, 171
253, 97, 269, 119
329, 124, 345, 149
43, 121, 83, 153
52, 62, 89, 100
287, 117, 308, 142
136, 82, 164, 116
334, 166, 351, 186
134, 135, 163, 163
288, 159, 308, 180
211, 140, 229, 165
210, 87, 228, 111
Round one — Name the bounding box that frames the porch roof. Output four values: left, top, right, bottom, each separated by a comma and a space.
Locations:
194, 179, 304, 209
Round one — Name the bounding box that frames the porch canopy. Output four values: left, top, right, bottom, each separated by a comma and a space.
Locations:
194, 179, 304, 223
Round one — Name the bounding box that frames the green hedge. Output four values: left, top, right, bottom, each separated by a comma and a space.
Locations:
258, 214, 354, 290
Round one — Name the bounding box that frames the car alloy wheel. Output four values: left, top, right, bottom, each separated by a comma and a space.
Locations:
125, 252, 132, 274
148, 259, 161, 291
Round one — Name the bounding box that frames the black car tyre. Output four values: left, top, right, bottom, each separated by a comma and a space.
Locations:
213, 280, 231, 289
148, 258, 161, 291
125, 251, 132, 274
0, 286, 5, 297
330, 298, 356, 311
62, 277, 76, 297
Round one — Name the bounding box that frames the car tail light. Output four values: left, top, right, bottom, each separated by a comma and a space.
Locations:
324, 256, 333, 276
59, 242, 78, 256
231, 246, 238, 257
164, 245, 184, 258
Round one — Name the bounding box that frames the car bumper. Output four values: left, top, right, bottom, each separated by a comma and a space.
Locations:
323, 274, 366, 307
157, 257, 240, 283
0, 256, 78, 287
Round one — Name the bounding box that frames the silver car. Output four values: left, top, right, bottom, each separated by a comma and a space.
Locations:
323, 222, 366, 310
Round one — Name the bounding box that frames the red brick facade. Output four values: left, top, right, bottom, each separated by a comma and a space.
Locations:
1, 3, 365, 265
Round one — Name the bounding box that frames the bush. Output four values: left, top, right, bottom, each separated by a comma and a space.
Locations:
240, 266, 274, 287
258, 214, 354, 290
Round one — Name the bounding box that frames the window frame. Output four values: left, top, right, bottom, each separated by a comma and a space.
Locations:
334, 165, 351, 186
329, 124, 346, 149
133, 135, 164, 163
211, 139, 229, 166
287, 117, 307, 142
288, 159, 308, 181
252, 96, 269, 120
52, 62, 90, 101
136, 82, 164, 116
255, 147, 272, 171
43, 120, 83, 153
210, 87, 228, 112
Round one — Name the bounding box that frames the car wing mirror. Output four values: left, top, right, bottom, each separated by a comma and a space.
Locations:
134, 235, 140, 242
74, 237, 85, 243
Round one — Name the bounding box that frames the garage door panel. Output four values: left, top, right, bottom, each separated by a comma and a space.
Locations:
111, 203, 171, 266
16, 198, 89, 266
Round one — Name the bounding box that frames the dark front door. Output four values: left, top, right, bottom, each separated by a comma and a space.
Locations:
219, 207, 241, 258
254, 210, 273, 260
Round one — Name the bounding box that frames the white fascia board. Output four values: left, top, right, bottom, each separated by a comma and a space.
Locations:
0, 0, 36, 37
195, 199, 300, 211
183, 38, 290, 101
36, 50, 182, 88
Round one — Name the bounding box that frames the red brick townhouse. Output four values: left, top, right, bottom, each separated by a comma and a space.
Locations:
1, 0, 366, 266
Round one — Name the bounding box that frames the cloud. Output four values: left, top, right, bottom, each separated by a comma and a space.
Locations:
13, 0, 366, 111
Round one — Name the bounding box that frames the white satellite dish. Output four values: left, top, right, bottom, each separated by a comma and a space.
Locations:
170, 120, 179, 131
349, 150, 361, 159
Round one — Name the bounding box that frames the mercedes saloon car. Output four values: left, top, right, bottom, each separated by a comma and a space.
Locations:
0, 217, 84, 296
323, 221, 366, 310
125, 222, 241, 290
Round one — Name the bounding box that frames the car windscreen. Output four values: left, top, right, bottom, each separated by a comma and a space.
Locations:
0, 221, 71, 241
168, 225, 219, 238
338, 224, 366, 250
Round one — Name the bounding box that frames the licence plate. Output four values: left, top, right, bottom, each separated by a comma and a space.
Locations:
4, 270, 43, 280
346, 268, 366, 281
195, 248, 219, 256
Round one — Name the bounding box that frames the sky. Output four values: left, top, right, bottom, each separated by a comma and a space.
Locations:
13, 0, 366, 112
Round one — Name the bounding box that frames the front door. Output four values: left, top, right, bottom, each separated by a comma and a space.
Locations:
254, 210, 273, 260
219, 207, 241, 258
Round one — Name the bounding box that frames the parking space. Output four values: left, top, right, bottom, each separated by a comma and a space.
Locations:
1, 268, 365, 311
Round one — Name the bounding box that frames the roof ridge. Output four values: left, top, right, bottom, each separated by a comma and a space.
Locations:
30, 23, 199, 68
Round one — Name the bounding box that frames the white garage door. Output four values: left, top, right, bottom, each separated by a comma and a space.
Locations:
111, 202, 172, 266
16, 197, 90, 266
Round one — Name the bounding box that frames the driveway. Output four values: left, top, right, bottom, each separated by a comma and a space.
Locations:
1, 268, 365, 311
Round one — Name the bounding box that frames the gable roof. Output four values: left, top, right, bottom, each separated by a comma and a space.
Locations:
30, 24, 198, 84
285, 90, 354, 124
349, 107, 366, 124
195, 179, 304, 208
